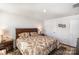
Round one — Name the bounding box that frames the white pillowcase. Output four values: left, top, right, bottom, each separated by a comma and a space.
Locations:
0, 49, 6, 55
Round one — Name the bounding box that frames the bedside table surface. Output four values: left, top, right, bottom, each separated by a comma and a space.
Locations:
0, 40, 13, 51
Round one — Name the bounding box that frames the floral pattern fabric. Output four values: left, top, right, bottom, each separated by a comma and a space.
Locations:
16, 35, 59, 55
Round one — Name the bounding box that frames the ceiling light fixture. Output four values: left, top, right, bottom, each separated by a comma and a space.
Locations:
43, 9, 47, 13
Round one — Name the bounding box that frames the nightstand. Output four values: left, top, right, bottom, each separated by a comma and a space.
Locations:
0, 40, 13, 53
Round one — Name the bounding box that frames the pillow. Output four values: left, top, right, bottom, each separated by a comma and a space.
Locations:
30, 32, 39, 36
0, 49, 6, 55
18, 32, 30, 38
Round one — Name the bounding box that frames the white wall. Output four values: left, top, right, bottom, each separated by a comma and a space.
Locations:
44, 15, 79, 47
0, 12, 43, 39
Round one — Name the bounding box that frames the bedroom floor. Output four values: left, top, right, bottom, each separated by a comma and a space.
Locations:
7, 43, 76, 55
49, 44, 76, 55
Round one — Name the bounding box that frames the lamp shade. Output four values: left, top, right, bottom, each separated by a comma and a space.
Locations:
37, 25, 42, 34
0, 29, 4, 35
0, 25, 8, 35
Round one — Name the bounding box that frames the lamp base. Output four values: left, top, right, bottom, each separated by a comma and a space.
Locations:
0, 35, 3, 43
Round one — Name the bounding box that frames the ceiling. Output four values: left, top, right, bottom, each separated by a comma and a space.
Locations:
0, 3, 79, 20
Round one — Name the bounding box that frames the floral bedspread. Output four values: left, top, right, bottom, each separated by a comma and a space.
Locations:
16, 36, 59, 55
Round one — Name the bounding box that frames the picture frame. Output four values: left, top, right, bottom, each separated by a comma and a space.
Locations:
58, 24, 66, 28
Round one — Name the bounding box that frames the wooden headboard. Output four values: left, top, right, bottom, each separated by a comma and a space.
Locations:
16, 28, 38, 39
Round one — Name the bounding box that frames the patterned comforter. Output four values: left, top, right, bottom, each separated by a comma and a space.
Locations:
16, 36, 59, 55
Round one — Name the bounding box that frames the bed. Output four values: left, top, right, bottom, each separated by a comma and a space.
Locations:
16, 28, 59, 55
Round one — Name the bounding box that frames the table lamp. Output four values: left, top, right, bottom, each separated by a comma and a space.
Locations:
37, 25, 42, 34
0, 29, 4, 43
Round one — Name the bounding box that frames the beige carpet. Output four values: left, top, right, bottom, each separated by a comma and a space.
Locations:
50, 44, 76, 55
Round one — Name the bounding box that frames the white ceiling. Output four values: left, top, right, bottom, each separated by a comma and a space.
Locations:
0, 3, 79, 20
